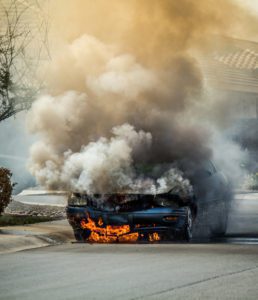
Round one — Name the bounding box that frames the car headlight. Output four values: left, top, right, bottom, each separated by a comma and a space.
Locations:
68, 193, 88, 206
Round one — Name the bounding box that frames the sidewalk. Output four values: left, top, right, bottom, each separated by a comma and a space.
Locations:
0, 219, 74, 254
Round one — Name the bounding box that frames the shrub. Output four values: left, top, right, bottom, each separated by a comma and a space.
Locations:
0, 168, 14, 215
243, 173, 258, 190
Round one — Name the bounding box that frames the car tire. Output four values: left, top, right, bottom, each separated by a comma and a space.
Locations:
73, 228, 91, 242
138, 233, 149, 242
176, 208, 193, 242
212, 190, 232, 237
210, 210, 228, 237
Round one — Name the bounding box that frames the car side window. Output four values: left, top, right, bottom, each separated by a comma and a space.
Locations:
194, 160, 216, 179
208, 160, 217, 174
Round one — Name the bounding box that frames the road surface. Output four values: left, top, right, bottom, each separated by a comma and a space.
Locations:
0, 243, 257, 300
0, 192, 258, 300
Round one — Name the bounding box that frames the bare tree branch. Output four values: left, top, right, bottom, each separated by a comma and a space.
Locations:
0, 0, 49, 122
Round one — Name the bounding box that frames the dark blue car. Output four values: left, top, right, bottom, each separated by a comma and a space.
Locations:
66, 193, 194, 242
66, 161, 231, 242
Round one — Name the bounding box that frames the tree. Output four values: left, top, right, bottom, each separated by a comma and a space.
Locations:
0, 0, 49, 122
0, 167, 14, 215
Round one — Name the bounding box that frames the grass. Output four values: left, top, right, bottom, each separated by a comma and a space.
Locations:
0, 214, 54, 226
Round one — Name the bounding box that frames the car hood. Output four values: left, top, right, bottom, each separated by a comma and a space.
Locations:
75, 192, 194, 213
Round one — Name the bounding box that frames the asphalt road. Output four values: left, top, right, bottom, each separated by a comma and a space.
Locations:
0, 192, 258, 300
0, 243, 258, 300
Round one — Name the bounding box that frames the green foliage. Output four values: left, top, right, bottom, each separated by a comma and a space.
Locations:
244, 173, 258, 190
0, 167, 14, 215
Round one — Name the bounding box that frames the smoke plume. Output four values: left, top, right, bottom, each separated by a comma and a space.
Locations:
27, 0, 256, 193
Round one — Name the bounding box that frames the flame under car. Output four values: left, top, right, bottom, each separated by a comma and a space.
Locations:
66, 192, 195, 242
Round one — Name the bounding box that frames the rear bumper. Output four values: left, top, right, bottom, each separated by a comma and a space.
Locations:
66, 205, 188, 233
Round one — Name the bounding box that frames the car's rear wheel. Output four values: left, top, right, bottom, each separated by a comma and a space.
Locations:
210, 210, 228, 237
210, 190, 232, 237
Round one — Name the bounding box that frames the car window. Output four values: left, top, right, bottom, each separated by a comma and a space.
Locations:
209, 161, 217, 173
192, 160, 216, 179
135, 163, 174, 179
202, 160, 216, 174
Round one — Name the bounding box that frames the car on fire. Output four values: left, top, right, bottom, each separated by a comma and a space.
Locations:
66, 161, 231, 242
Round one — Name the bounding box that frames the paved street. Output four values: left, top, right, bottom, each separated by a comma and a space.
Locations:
0, 243, 257, 300
0, 192, 258, 300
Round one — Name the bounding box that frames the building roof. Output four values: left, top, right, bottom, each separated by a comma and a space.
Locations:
215, 48, 258, 70
200, 37, 258, 94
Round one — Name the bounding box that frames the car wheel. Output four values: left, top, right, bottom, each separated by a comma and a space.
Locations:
176, 208, 193, 242
210, 210, 228, 237
138, 233, 149, 242
73, 228, 91, 242
212, 190, 232, 237
184, 208, 193, 241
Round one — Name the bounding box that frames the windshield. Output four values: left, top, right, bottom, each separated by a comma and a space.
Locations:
135, 163, 174, 179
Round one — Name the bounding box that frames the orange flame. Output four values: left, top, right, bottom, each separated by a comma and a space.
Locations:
80, 215, 161, 243
149, 232, 161, 242
81, 216, 138, 243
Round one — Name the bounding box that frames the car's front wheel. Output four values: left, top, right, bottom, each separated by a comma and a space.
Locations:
183, 208, 193, 241
73, 228, 91, 242
175, 208, 193, 242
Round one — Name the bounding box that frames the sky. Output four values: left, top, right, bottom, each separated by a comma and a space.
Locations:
238, 0, 258, 15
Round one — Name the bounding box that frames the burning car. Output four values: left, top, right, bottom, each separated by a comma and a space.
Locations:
66, 161, 231, 242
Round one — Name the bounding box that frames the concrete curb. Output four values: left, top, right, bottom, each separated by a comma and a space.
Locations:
0, 220, 74, 254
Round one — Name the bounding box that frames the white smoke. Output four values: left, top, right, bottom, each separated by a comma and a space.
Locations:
27, 0, 257, 195
60, 124, 151, 193
29, 121, 192, 194
87, 54, 158, 99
